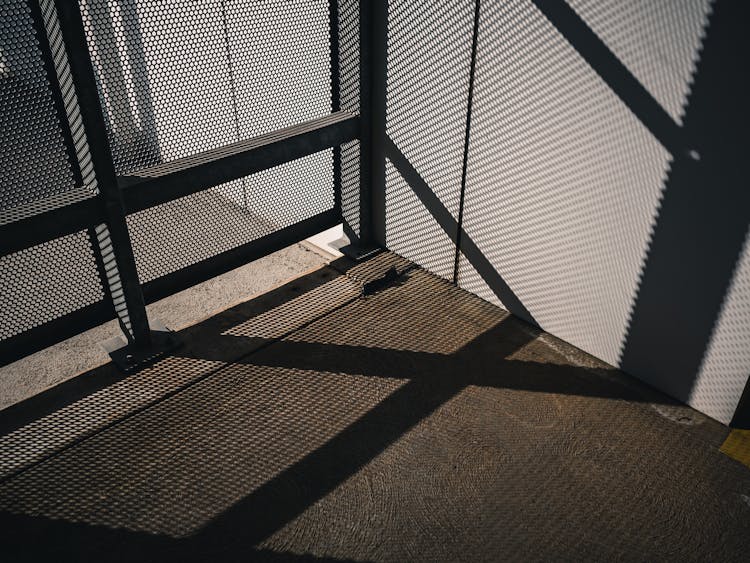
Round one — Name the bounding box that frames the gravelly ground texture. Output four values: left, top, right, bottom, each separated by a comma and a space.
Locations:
0, 251, 748, 562
0, 242, 327, 410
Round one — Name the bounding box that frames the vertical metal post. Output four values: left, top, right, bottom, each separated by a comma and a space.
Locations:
52, 0, 152, 347
330, 0, 343, 216
358, 0, 387, 248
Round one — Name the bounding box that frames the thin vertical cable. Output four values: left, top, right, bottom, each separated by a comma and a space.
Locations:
453, 0, 481, 285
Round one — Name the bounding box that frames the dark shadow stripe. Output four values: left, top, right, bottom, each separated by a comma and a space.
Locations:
732, 378, 750, 429
619, 0, 750, 413
189, 335, 655, 404
193, 318, 533, 548
384, 136, 537, 325
531, 0, 683, 154
0, 511, 363, 562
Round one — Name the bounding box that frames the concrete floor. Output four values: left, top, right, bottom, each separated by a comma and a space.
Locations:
0, 251, 748, 561
0, 242, 328, 410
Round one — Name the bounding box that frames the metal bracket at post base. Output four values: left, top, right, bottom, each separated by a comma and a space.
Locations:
100, 319, 181, 374
339, 243, 382, 261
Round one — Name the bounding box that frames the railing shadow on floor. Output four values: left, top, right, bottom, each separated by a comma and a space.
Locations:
0, 250, 726, 562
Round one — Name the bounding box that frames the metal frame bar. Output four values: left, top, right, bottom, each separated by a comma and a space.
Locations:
120, 112, 359, 214
53, 0, 151, 345
357, 0, 387, 247
26, 0, 84, 190
329, 0, 343, 215
357, 0, 371, 244
1, 1, 360, 370
141, 208, 340, 304
732, 379, 750, 428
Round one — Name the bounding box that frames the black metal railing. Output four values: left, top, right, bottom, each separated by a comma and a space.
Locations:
2, 0, 747, 427
0, 0, 375, 367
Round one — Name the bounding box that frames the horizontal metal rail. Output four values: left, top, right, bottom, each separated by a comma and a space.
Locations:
141, 208, 339, 304
0, 112, 359, 258
0, 193, 102, 257
0, 111, 355, 366
120, 111, 360, 214
0, 300, 112, 369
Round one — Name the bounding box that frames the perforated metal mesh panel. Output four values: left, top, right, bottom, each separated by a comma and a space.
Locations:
384, 0, 475, 279
0, 2, 110, 354
456, 0, 711, 367
0, 0, 78, 217
379, 0, 740, 422
0, 231, 105, 340
79, 0, 332, 175
127, 150, 334, 283
76, 1, 337, 285
567, 0, 712, 126
340, 139, 361, 236
336, 0, 361, 237
691, 234, 750, 422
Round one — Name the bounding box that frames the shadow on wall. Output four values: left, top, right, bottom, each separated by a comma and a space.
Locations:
533, 0, 750, 427
383, 0, 749, 426
609, 0, 750, 427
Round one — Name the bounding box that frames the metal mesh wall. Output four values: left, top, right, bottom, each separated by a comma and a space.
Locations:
381, 0, 750, 423
0, 1, 110, 360
78, 0, 337, 287
457, 0, 724, 410
0, 0, 79, 219
458, 0, 679, 363
1, 0, 351, 365
6, 0, 743, 425
79, 0, 332, 175
384, 0, 475, 279
127, 150, 334, 284
0, 232, 105, 340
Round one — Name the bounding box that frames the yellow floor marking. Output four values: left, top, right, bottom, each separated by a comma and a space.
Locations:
720, 429, 750, 469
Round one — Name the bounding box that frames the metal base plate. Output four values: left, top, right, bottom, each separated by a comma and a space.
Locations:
100, 320, 181, 373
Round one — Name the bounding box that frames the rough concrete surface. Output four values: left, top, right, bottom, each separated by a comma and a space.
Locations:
0, 243, 326, 410
0, 252, 748, 562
